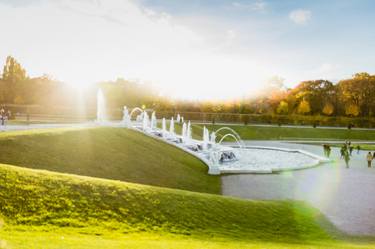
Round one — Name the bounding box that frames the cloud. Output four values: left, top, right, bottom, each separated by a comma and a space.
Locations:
289, 9, 311, 25
318, 63, 338, 73
0, 0, 42, 7
0, 0, 274, 99
232, 1, 266, 11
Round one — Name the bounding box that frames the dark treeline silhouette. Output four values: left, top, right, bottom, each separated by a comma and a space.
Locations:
1, 56, 375, 124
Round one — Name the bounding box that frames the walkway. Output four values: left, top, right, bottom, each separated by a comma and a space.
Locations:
222, 141, 375, 235
0, 122, 109, 132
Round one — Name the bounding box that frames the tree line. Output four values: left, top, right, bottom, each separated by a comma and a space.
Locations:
0, 56, 374, 118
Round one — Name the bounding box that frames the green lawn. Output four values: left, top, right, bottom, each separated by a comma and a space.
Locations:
1, 163, 373, 249
187, 124, 375, 141
295, 142, 375, 151
1, 230, 372, 249
327, 144, 375, 151
0, 127, 374, 248
0, 127, 220, 194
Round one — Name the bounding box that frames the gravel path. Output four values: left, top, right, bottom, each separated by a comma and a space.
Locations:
222, 141, 375, 235
0, 123, 94, 132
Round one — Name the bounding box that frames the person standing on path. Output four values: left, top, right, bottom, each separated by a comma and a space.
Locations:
326, 145, 331, 158
323, 144, 328, 157
367, 152, 373, 168
344, 150, 350, 168
340, 145, 346, 159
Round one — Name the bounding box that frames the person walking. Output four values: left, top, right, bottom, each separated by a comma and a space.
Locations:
344, 150, 350, 168
357, 145, 361, 154
327, 145, 331, 158
340, 145, 346, 159
323, 144, 328, 157
3, 113, 7, 128
367, 152, 373, 168
349, 146, 354, 156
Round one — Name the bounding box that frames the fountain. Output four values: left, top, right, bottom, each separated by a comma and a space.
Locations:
96, 89, 107, 123
202, 126, 210, 150
213, 127, 244, 149
129, 107, 144, 122
142, 111, 150, 131
122, 106, 131, 127
95, 103, 329, 175
181, 122, 187, 141
169, 117, 175, 136
150, 112, 157, 130
218, 134, 242, 148
187, 121, 192, 141
210, 131, 216, 144
162, 118, 167, 137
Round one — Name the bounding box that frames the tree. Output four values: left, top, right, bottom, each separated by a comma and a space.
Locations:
337, 73, 375, 117
291, 80, 335, 114
276, 101, 289, 114
14, 95, 25, 105
322, 102, 334, 116
2, 56, 27, 82
345, 104, 360, 117
297, 99, 311, 115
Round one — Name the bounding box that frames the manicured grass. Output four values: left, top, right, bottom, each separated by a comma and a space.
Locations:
188, 124, 375, 141
0, 127, 220, 194
295, 141, 375, 151
1, 163, 371, 249
323, 143, 375, 151
1, 230, 372, 249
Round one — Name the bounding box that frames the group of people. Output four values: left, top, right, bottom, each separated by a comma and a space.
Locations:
0, 108, 11, 129
324, 141, 375, 168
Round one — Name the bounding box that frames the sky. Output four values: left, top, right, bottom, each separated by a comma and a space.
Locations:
0, 0, 374, 100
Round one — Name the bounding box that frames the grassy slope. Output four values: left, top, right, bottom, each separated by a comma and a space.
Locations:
188, 124, 375, 141
0, 127, 220, 194
1, 163, 370, 249
1, 231, 371, 249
